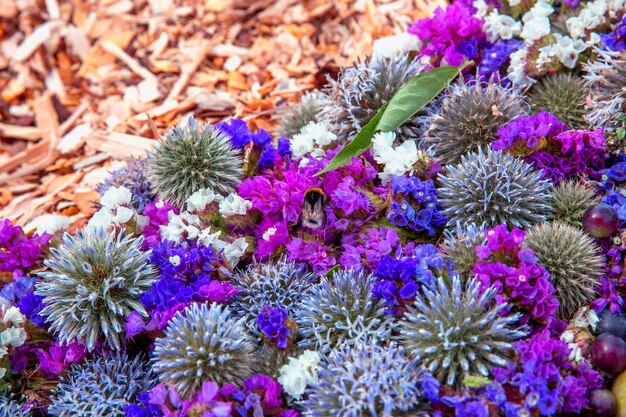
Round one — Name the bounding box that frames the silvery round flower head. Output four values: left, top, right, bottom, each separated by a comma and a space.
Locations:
423, 79, 528, 166
318, 54, 427, 143
36, 228, 156, 351
442, 222, 486, 280
297, 270, 394, 354
524, 221, 604, 320
276, 91, 323, 139
548, 179, 600, 228
398, 275, 528, 387
48, 353, 156, 417
437, 148, 553, 229
230, 258, 317, 341
300, 343, 428, 417
0, 391, 30, 417
152, 302, 254, 399
148, 117, 243, 208
529, 73, 588, 129
584, 49, 626, 131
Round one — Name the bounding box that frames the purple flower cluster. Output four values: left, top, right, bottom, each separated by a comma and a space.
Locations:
126, 375, 298, 417
372, 243, 453, 315
216, 119, 291, 171
340, 227, 412, 272
492, 330, 603, 415
257, 305, 291, 349
387, 176, 446, 236
408, 2, 486, 67
0, 275, 46, 327
142, 201, 179, 249
472, 225, 559, 330
141, 240, 237, 315
601, 14, 626, 51
0, 219, 50, 276
494, 112, 607, 183
478, 39, 524, 81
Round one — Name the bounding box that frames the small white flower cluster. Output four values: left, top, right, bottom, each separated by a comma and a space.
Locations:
567, 0, 608, 40
32, 214, 71, 236
371, 131, 419, 183
88, 186, 147, 233
159, 189, 251, 268
291, 121, 338, 159
372, 33, 421, 58
560, 306, 599, 362
537, 34, 587, 69
0, 305, 27, 379
520, 0, 554, 42
278, 350, 321, 399
483, 10, 522, 42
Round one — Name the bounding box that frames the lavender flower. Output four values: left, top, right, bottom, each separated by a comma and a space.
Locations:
256, 306, 292, 349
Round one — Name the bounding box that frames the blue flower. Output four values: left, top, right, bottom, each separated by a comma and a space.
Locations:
256, 305, 291, 348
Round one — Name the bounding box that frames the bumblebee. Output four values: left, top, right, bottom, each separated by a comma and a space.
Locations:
301, 187, 327, 229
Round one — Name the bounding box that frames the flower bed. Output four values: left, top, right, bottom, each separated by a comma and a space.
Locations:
3, 0, 626, 416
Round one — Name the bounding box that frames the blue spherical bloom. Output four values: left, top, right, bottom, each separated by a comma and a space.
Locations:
256, 305, 291, 348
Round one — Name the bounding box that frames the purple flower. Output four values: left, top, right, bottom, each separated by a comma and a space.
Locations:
125, 311, 146, 339
494, 111, 567, 153
256, 305, 291, 349
286, 238, 336, 274
142, 201, 178, 249
35, 341, 87, 377
0, 219, 50, 275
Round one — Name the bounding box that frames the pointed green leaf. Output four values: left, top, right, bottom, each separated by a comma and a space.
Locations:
314, 102, 389, 176
376, 65, 460, 132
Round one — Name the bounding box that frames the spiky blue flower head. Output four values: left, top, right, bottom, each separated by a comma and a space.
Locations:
0, 391, 30, 417
319, 54, 428, 143
438, 148, 553, 229
148, 116, 243, 208
152, 302, 255, 400
397, 275, 528, 387
297, 269, 394, 354
231, 258, 317, 341
36, 228, 156, 351
48, 353, 156, 417
300, 342, 428, 417
98, 157, 153, 211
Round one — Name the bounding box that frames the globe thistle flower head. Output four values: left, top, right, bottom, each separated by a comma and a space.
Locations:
437, 148, 553, 229
584, 49, 626, 131
423, 79, 529, 166
398, 275, 528, 387
0, 391, 30, 417
300, 343, 428, 417
523, 221, 604, 320
36, 228, 156, 351
152, 302, 254, 399
230, 258, 317, 341
548, 179, 600, 227
48, 353, 156, 417
318, 54, 427, 143
148, 117, 243, 208
442, 222, 486, 280
276, 91, 323, 139
297, 269, 394, 353
529, 73, 588, 129
98, 157, 153, 211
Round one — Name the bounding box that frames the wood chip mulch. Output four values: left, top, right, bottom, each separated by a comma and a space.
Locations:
0, 0, 444, 232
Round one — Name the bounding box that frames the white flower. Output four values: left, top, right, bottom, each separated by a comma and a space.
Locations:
0, 367, 5, 379
567, 0, 607, 38
32, 214, 71, 235
483, 11, 521, 42
507, 47, 535, 87
169, 255, 181, 266
520, 16, 551, 42
278, 350, 321, 399
0, 327, 27, 347
186, 188, 221, 213
219, 193, 251, 217
1, 306, 25, 327
291, 122, 337, 158
371, 131, 418, 182
215, 238, 248, 268
473, 0, 490, 17
160, 211, 202, 244
571, 306, 599, 330
262, 227, 277, 241
373, 33, 421, 58
523, 0, 554, 20
509, 0, 521, 6
198, 228, 221, 247
100, 186, 132, 208
553, 35, 587, 68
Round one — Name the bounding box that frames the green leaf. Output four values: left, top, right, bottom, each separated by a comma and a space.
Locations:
314, 102, 389, 176
324, 264, 340, 277
463, 375, 492, 389
376, 65, 460, 132
314, 64, 463, 176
